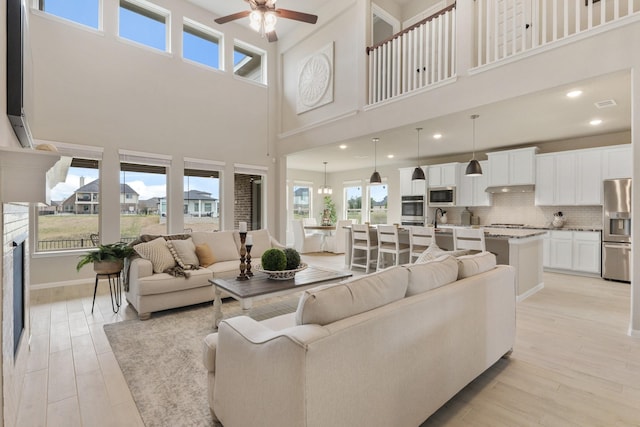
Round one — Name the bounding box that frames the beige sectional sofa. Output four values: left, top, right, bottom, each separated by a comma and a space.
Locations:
125, 229, 283, 319
202, 252, 516, 427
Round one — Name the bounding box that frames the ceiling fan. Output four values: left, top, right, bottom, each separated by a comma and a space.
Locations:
214, 0, 318, 42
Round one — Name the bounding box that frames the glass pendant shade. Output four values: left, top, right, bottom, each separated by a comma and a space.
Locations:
318, 161, 332, 194
465, 159, 483, 176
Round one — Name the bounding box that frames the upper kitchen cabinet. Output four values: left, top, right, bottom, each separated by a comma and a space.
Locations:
487, 147, 538, 187
535, 152, 576, 206
457, 161, 491, 207
575, 149, 602, 205
399, 167, 427, 196
602, 144, 632, 180
427, 163, 458, 188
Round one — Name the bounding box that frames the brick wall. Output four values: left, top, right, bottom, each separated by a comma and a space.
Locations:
234, 175, 258, 230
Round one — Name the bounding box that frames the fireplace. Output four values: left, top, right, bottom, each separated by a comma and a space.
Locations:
12, 236, 26, 358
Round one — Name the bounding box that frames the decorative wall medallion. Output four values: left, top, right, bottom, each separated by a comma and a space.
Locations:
296, 43, 334, 114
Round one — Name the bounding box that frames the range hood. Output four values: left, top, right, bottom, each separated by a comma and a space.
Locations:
485, 184, 535, 194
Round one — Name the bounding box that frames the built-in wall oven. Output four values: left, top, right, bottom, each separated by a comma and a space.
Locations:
401, 195, 425, 226
428, 187, 456, 207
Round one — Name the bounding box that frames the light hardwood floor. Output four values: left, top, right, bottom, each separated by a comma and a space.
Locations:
17, 256, 640, 426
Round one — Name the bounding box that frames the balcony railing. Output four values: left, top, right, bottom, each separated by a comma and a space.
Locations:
366, 4, 457, 105
366, 0, 639, 105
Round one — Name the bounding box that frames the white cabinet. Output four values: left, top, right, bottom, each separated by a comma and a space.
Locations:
602, 145, 632, 179
427, 163, 458, 187
399, 167, 427, 196
535, 152, 576, 205
457, 161, 491, 207
535, 148, 603, 206
487, 147, 537, 187
543, 230, 601, 274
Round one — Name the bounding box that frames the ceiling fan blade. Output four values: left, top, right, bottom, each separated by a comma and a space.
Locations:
214, 10, 251, 25
266, 31, 278, 42
275, 9, 318, 24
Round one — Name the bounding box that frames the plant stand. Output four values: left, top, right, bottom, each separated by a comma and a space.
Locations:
92, 272, 122, 314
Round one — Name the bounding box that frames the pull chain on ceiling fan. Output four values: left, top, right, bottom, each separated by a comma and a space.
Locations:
214, 0, 318, 42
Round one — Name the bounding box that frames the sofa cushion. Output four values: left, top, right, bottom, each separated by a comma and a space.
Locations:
295, 266, 408, 326
167, 238, 199, 269
415, 242, 471, 263
457, 251, 497, 279
136, 267, 213, 296
195, 243, 216, 267
191, 231, 239, 262
205, 260, 241, 274
133, 237, 176, 274
245, 229, 272, 258
404, 254, 459, 297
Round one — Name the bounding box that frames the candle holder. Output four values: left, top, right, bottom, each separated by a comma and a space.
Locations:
245, 243, 253, 276
237, 232, 249, 281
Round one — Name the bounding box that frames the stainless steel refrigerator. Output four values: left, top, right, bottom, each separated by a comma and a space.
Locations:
602, 178, 631, 282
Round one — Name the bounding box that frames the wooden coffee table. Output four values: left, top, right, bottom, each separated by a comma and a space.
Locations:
210, 266, 352, 328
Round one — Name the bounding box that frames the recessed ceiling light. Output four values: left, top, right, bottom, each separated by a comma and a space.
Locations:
433, 133, 442, 140
590, 119, 603, 126
566, 90, 583, 98
387, 154, 394, 159
339, 144, 347, 149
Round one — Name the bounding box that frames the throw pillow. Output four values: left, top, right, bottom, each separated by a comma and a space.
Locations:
195, 243, 216, 267
167, 237, 199, 269
415, 242, 446, 263
404, 254, 459, 296
457, 251, 497, 279
133, 237, 176, 274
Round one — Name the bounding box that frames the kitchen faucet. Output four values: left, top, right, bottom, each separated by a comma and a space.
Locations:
434, 208, 444, 229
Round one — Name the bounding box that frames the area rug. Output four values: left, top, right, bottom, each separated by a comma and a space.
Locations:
103, 296, 300, 427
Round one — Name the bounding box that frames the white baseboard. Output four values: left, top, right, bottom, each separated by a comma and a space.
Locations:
629, 327, 640, 337
516, 282, 544, 302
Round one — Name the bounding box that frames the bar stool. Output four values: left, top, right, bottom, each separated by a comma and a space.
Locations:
350, 223, 378, 273
377, 225, 410, 271
409, 226, 435, 263
453, 227, 486, 252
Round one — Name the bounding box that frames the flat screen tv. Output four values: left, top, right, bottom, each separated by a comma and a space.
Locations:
6, 0, 33, 148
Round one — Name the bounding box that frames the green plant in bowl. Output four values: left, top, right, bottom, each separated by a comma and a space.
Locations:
260, 248, 287, 271
283, 248, 301, 270
76, 242, 134, 273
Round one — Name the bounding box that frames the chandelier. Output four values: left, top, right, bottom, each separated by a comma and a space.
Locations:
318, 161, 332, 194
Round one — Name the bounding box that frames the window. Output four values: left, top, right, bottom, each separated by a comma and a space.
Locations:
38, 0, 100, 29
344, 184, 362, 224
368, 183, 388, 225
37, 155, 101, 252
119, 0, 169, 52
234, 40, 266, 84
292, 185, 312, 219
119, 152, 170, 241
183, 19, 222, 70
183, 164, 221, 232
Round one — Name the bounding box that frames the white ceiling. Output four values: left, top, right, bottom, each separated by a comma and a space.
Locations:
185, 2, 631, 174
287, 71, 631, 172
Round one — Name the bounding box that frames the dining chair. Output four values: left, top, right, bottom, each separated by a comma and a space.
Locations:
376, 225, 410, 271
453, 227, 486, 252
324, 219, 352, 254
408, 226, 435, 263
292, 219, 323, 253
350, 223, 378, 273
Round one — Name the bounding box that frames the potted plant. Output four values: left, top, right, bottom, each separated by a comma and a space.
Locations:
76, 242, 134, 274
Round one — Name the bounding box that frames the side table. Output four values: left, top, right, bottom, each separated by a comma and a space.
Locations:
92, 272, 122, 314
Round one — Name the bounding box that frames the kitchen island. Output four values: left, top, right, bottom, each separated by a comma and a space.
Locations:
343, 226, 545, 301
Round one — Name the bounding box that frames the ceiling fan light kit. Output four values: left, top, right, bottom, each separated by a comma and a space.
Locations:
412, 127, 425, 181
465, 114, 483, 177
215, 0, 318, 42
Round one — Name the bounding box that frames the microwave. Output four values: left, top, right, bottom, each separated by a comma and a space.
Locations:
428, 187, 456, 206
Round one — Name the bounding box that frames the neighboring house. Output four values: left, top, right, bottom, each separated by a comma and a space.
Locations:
158, 190, 219, 218
138, 197, 160, 215
60, 179, 139, 214
293, 186, 311, 216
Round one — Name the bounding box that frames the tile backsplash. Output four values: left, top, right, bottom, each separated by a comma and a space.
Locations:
433, 192, 602, 228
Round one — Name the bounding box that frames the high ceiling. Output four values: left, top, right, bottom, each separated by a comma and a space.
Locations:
287, 71, 631, 172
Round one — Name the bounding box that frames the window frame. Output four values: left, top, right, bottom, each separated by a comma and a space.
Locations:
35, 0, 103, 31
366, 180, 388, 225
182, 17, 224, 71
343, 182, 363, 224
118, 0, 171, 53
233, 39, 267, 85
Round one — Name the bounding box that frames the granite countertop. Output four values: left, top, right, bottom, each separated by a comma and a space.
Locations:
437, 224, 602, 232
432, 226, 547, 239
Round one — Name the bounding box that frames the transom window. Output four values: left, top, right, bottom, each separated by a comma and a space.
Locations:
38, 0, 100, 29
183, 19, 222, 70
119, 0, 170, 52
233, 40, 266, 84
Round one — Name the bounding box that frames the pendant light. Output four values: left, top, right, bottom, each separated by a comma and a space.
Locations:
318, 161, 332, 194
370, 138, 382, 184
465, 114, 483, 176
411, 127, 426, 181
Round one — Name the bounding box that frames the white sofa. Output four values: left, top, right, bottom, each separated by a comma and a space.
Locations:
125, 229, 283, 319
202, 252, 516, 426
